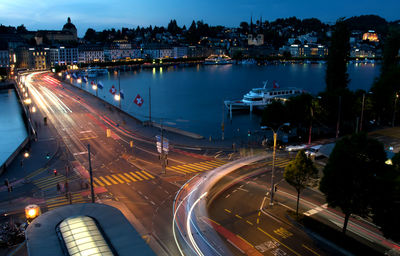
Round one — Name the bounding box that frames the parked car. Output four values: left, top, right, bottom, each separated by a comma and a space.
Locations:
305, 145, 322, 158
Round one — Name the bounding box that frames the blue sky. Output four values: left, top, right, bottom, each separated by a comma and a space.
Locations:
0, 0, 398, 36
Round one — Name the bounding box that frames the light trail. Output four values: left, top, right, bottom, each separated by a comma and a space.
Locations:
186, 192, 208, 256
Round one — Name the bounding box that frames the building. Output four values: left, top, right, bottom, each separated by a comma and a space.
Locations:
35, 17, 78, 45
0, 49, 10, 68
25, 203, 155, 256
282, 44, 327, 58
173, 46, 188, 58
15, 47, 50, 70
49, 46, 78, 66
248, 34, 264, 46
362, 30, 379, 42
79, 46, 104, 63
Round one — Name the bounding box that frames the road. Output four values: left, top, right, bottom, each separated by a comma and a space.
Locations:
22, 72, 233, 255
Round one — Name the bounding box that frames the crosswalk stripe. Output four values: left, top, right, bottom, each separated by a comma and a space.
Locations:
204, 161, 224, 166
99, 176, 112, 186
26, 167, 46, 179
166, 167, 186, 174
136, 171, 149, 180
171, 166, 193, 173
141, 170, 155, 179
199, 161, 222, 168
130, 172, 143, 181
111, 174, 124, 183
123, 173, 137, 182
118, 173, 131, 183
94, 177, 105, 186
34, 176, 65, 187
105, 175, 118, 185
187, 163, 210, 170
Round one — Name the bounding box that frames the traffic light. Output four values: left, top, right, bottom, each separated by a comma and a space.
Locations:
53, 169, 58, 176
248, 130, 251, 137
46, 153, 50, 160
130, 141, 134, 148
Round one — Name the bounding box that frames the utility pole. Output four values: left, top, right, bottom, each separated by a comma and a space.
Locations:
359, 93, 365, 132
87, 144, 95, 203
392, 93, 399, 127
270, 132, 277, 206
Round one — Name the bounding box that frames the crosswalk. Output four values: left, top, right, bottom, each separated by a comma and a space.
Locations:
266, 158, 292, 168
93, 170, 155, 187
166, 160, 226, 175
33, 174, 77, 191
45, 192, 87, 211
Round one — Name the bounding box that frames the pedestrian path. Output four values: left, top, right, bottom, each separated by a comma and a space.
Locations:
33, 173, 78, 191
45, 192, 87, 211
93, 170, 155, 187
166, 159, 226, 175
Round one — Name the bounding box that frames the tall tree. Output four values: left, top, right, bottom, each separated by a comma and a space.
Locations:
284, 150, 318, 217
84, 28, 97, 42
325, 19, 350, 94
261, 100, 288, 131
320, 133, 386, 233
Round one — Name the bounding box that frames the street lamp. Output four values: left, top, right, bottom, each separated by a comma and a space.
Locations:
92, 84, 98, 97
264, 122, 290, 206
114, 94, 121, 101
23, 151, 30, 158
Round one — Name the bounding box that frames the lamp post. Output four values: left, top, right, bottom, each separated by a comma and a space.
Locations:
264, 123, 290, 206
393, 93, 399, 128
92, 84, 98, 97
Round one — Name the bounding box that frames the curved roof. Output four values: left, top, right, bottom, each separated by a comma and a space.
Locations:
63, 17, 77, 31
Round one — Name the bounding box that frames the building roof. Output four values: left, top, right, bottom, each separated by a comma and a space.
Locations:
63, 17, 77, 31
26, 203, 155, 256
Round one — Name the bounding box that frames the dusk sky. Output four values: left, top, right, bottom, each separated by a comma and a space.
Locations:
1, 0, 399, 36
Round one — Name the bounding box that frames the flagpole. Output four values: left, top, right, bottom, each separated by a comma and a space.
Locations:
149, 87, 152, 125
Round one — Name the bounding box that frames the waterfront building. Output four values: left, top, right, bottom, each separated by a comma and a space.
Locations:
15, 47, 50, 70
173, 46, 188, 58
49, 46, 78, 66
248, 34, 264, 46
0, 49, 10, 68
78, 46, 104, 63
350, 44, 377, 58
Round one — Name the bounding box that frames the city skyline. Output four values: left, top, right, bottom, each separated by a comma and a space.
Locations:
1, 0, 399, 36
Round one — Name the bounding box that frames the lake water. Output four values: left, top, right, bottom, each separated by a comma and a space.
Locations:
73, 63, 380, 139
0, 89, 28, 166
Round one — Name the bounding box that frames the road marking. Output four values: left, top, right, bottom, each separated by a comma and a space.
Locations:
302, 244, 321, 256
142, 170, 155, 179
274, 227, 293, 239
80, 136, 97, 141
94, 177, 105, 186
224, 209, 231, 214
105, 175, 118, 185
118, 173, 131, 183
237, 235, 254, 248
304, 203, 327, 216
235, 214, 243, 219
246, 220, 254, 226
166, 167, 186, 174
123, 173, 137, 182
99, 176, 112, 186
130, 172, 143, 181
111, 174, 124, 183
257, 227, 301, 256
136, 171, 149, 180
73, 151, 88, 156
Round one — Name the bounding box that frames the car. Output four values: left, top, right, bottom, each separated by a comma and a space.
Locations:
305, 145, 322, 158
285, 144, 307, 152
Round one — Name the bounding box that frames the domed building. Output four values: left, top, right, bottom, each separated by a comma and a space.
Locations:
62, 17, 77, 41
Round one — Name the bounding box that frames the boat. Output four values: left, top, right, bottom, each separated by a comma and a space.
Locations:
84, 66, 109, 77
204, 55, 233, 65
224, 81, 304, 112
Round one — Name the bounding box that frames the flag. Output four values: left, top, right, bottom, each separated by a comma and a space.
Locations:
82, 76, 88, 83
91, 81, 94, 85
273, 80, 280, 89
97, 81, 104, 89
109, 85, 116, 95
134, 94, 144, 107
72, 73, 77, 79
120, 89, 125, 99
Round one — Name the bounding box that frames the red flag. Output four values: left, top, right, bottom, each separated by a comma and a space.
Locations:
134, 94, 144, 107
273, 80, 280, 89
109, 85, 116, 95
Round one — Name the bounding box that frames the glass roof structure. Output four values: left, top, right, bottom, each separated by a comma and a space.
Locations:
57, 216, 114, 256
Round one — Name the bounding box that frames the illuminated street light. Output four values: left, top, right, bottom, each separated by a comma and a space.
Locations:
114, 94, 121, 101
22, 88, 26, 93
25, 204, 41, 223
24, 151, 30, 158
24, 98, 32, 104
32, 106, 36, 113
92, 84, 97, 90
66, 74, 71, 79
77, 78, 82, 83
24, 92, 28, 98
58, 72, 62, 77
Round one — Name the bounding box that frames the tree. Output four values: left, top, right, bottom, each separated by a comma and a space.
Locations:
320, 133, 386, 233
16, 24, 27, 33
261, 100, 288, 131
84, 28, 97, 42
284, 150, 318, 217
325, 19, 350, 94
